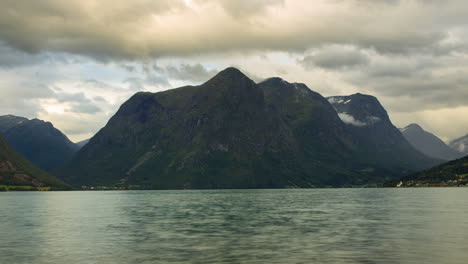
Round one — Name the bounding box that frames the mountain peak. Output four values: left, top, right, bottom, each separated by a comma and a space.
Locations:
259, 77, 288, 85
29, 118, 54, 128
327, 93, 390, 124
350, 93, 378, 101
401, 123, 462, 160
0, 114, 27, 120
0, 115, 29, 133
209, 67, 250, 81
402, 123, 423, 132
201, 67, 259, 97
2, 117, 77, 171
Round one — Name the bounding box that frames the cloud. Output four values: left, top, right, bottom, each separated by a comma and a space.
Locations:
0, 43, 45, 67
294, 43, 468, 114
125, 63, 220, 88
53, 91, 102, 114
338, 113, 367, 127
299, 46, 369, 70
166, 63, 218, 83
66, 102, 101, 114
1, 0, 468, 61
339, 52, 468, 112
208, 0, 285, 17
0, 81, 53, 117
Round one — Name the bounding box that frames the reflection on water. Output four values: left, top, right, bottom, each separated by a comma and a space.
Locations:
1, 189, 467, 264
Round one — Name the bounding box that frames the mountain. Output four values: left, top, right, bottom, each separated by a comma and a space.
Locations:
326, 94, 439, 171
0, 134, 68, 190
59, 68, 438, 188
0, 116, 79, 171
0, 115, 28, 133
388, 155, 468, 187
400, 124, 462, 161
449, 134, 468, 155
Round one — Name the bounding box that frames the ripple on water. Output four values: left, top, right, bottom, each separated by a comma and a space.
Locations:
1, 188, 467, 264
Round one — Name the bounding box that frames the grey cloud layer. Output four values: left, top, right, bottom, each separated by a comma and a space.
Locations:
295, 42, 468, 113
1, 0, 468, 60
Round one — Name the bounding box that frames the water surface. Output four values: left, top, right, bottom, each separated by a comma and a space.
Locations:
1, 188, 467, 264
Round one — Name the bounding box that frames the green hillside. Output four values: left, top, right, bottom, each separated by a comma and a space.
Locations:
387, 156, 468, 187
0, 135, 69, 191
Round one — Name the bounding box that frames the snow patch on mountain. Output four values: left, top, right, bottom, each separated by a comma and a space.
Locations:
327, 97, 351, 105
327, 97, 342, 104
367, 116, 381, 124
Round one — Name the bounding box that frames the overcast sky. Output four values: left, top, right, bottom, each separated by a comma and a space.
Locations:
1, 0, 468, 142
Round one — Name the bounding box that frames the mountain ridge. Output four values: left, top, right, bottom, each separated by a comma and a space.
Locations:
327, 94, 439, 171
400, 123, 462, 161
58, 68, 439, 188
0, 115, 79, 171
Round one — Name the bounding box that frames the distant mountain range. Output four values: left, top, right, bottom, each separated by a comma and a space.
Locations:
0, 134, 68, 190
0, 115, 79, 172
58, 68, 439, 188
400, 123, 463, 161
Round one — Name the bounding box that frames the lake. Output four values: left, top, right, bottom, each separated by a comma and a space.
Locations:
1, 188, 467, 264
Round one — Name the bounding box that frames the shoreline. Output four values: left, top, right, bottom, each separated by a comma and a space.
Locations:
2, 185, 468, 192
